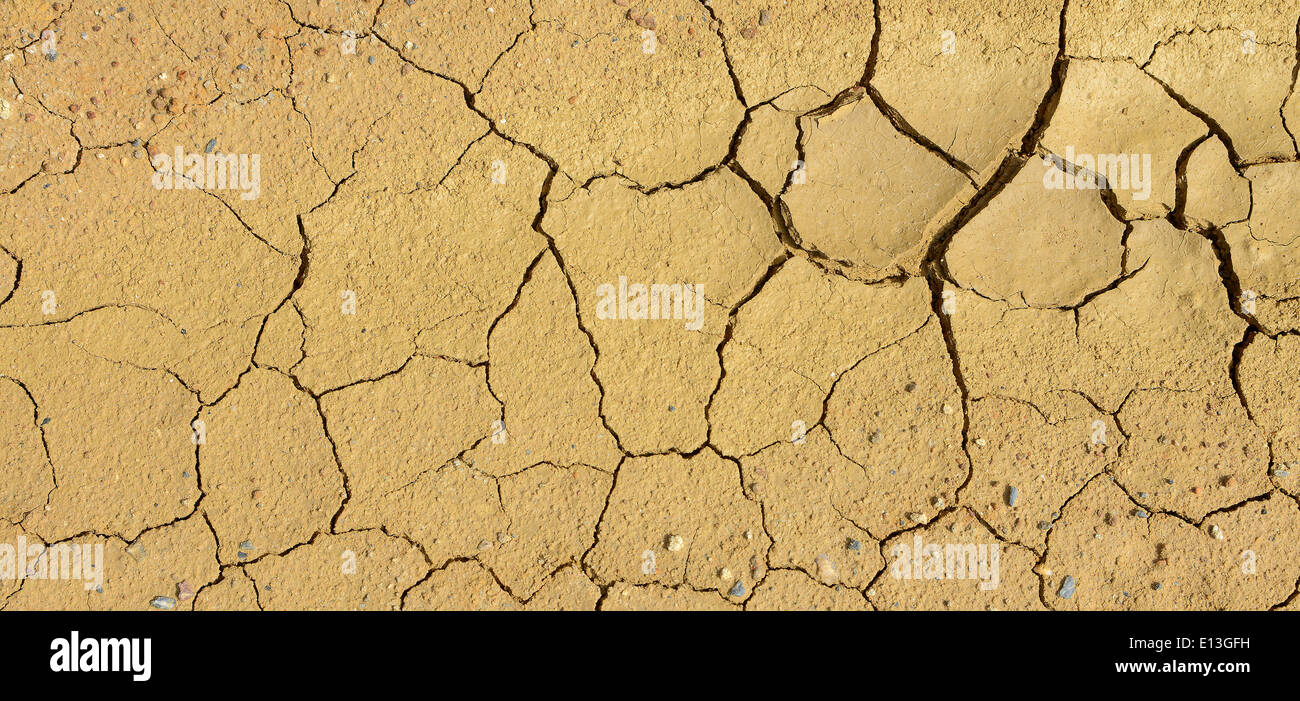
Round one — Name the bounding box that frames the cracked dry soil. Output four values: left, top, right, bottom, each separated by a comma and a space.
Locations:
2, 0, 1300, 612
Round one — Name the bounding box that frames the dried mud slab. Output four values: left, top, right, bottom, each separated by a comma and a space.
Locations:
599, 582, 738, 611
199, 369, 343, 564
525, 565, 602, 610
1064, 0, 1298, 63
478, 0, 743, 185
375, 0, 531, 91
0, 521, 33, 606
89, 517, 219, 611
821, 324, 967, 533
286, 30, 485, 186
544, 170, 780, 453
783, 94, 974, 278
740, 429, 884, 589
252, 303, 305, 371
950, 219, 1243, 415
734, 101, 800, 197
1041, 479, 1300, 610
1, 325, 197, 543
60, 307, 265, 405
964, 393, 1119, 549
193, 568, 259, 611
1238, 335, 1300, 495
1182, 134, 1251, 229
150, 92, 333, 253
1040, 60, 1204, 219
466, 251, 621, 476
479, 463, 611, 599
405, 561, 601, 611
874, 0, 1060, 181
151, 2, 296, 99
707, 0, 874, 109
1113, 389, 1269, 521
946, 160, 1126, 307
1, 68, 78, 192
0, 375, 55, 522
1146, 28, 1297, 164
0, 145, 297, 400
295, 134, 547, 392
244, 531, 427, 610
711, 259, 932, 456
871, 509, 1045, 610
4, 516, 217, 611
404, 560, 520, 610
586, 451, 768, 600
334, 460, 507, 567
283, 0, 383, 34
745, 570, 871, 611
319, 356, 499, 505
11, 2, 295, 148
1223, 163, 1300, 333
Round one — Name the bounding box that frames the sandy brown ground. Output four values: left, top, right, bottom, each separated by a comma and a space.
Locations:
2, 0, 1300, 611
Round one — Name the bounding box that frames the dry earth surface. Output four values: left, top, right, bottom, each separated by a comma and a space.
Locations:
2, 0, 1300, 611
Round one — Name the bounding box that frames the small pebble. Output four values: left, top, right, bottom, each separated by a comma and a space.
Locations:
665, 534, 684, 552
1208, 524, 1224, 540
815, 554, 837, 583
1006, 485, 1018, 507
149, 596, 177, 610
728, 580, 746, 597
1057, 575, 1076, 599
1135, 509, 1150, 519
204, 138, 217, 153
846, 539, 861, 552
759, 9, 772, 25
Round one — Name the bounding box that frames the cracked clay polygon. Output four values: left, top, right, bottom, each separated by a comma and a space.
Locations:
3, 0, 1300, 612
